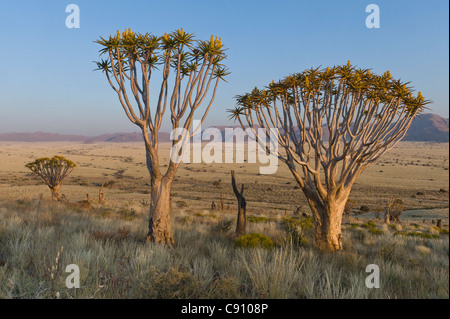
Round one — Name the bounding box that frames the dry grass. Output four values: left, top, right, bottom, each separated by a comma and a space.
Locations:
0, 199, 448, 299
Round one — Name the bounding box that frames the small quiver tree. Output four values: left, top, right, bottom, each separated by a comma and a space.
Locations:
385, 197, 404, 224
229, 62, 429, 251
26, 156, 76, 201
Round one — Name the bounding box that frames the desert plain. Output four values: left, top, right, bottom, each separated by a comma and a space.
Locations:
0, 141, 448, 223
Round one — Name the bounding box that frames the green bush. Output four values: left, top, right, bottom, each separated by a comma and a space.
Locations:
234, 233, 274, 249
433, 227, 449, 235
368, 220, 376, 227
368, 228, 384, 235
280, 218, 310, 247
407, 232, 439, 239
361, 221, 376, 229
247, 215, 271, 223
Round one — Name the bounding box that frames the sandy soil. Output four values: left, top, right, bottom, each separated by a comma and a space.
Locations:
0, 141, 448, 222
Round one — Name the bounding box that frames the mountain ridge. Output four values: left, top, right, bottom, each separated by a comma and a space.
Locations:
0, 113, 448, 143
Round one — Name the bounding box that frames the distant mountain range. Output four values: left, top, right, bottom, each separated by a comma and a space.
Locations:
0, 113, 448, 143
402, 113, 449, 142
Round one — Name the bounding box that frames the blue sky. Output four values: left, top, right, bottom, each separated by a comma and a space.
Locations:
0, 0, 448, 135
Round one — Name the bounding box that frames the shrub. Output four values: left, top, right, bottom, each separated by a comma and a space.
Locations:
282, 216, 314, 230
99, 209, 112, 218
103, 180, 115, 188
91, 226, 131, 241
360, 205, 370, 212
407, 232, 439, 239
175, 200, 189, 208
247, 215, 270, 223
118, 208, 137, 221
280, 218, 309, 247
152, 267, 201, 298
432, 227, 449, 235
377, 243, 398, 261
368, 228, 384, 235
234, 233, 274, 249
213, 219, 233, 233
361, 221, 376, 229
177, 216, 193, 224
206, 277, 242, 298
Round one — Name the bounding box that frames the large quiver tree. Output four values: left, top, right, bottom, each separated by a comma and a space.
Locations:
229, 62, 429, 251
94, 29, 228, 246
26, 156, 76, 200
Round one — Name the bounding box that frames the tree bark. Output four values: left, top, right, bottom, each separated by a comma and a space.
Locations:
307, 194, 346, 252
231, 170, 246, 236
50, 184, 61, 201
147, 177, 174, 247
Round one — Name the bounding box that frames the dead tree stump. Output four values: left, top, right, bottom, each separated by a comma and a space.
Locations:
231, 170, 246, 236
99, 184, 106, 205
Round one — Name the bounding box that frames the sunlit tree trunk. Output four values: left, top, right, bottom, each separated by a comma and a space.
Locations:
306, 192, 347, 251
147, 176, 174, 246
50, 184, 61, 201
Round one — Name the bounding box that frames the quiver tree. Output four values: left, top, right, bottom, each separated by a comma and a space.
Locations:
229, 62, 429, 251
25, 156, 76, 200
94, 29, 228, 246
385, 197, 404, 223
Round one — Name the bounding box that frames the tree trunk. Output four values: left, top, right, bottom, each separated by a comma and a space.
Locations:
147, 177, 174, 247
235, 199, 247, 236
231, 170, 246, 236
384, 212, 390, 224
307, 196, 346, 252
50, 184, 61, 201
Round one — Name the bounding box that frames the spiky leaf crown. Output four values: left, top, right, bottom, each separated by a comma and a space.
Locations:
94, 28, 228, 77
230, 62, 430, 120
